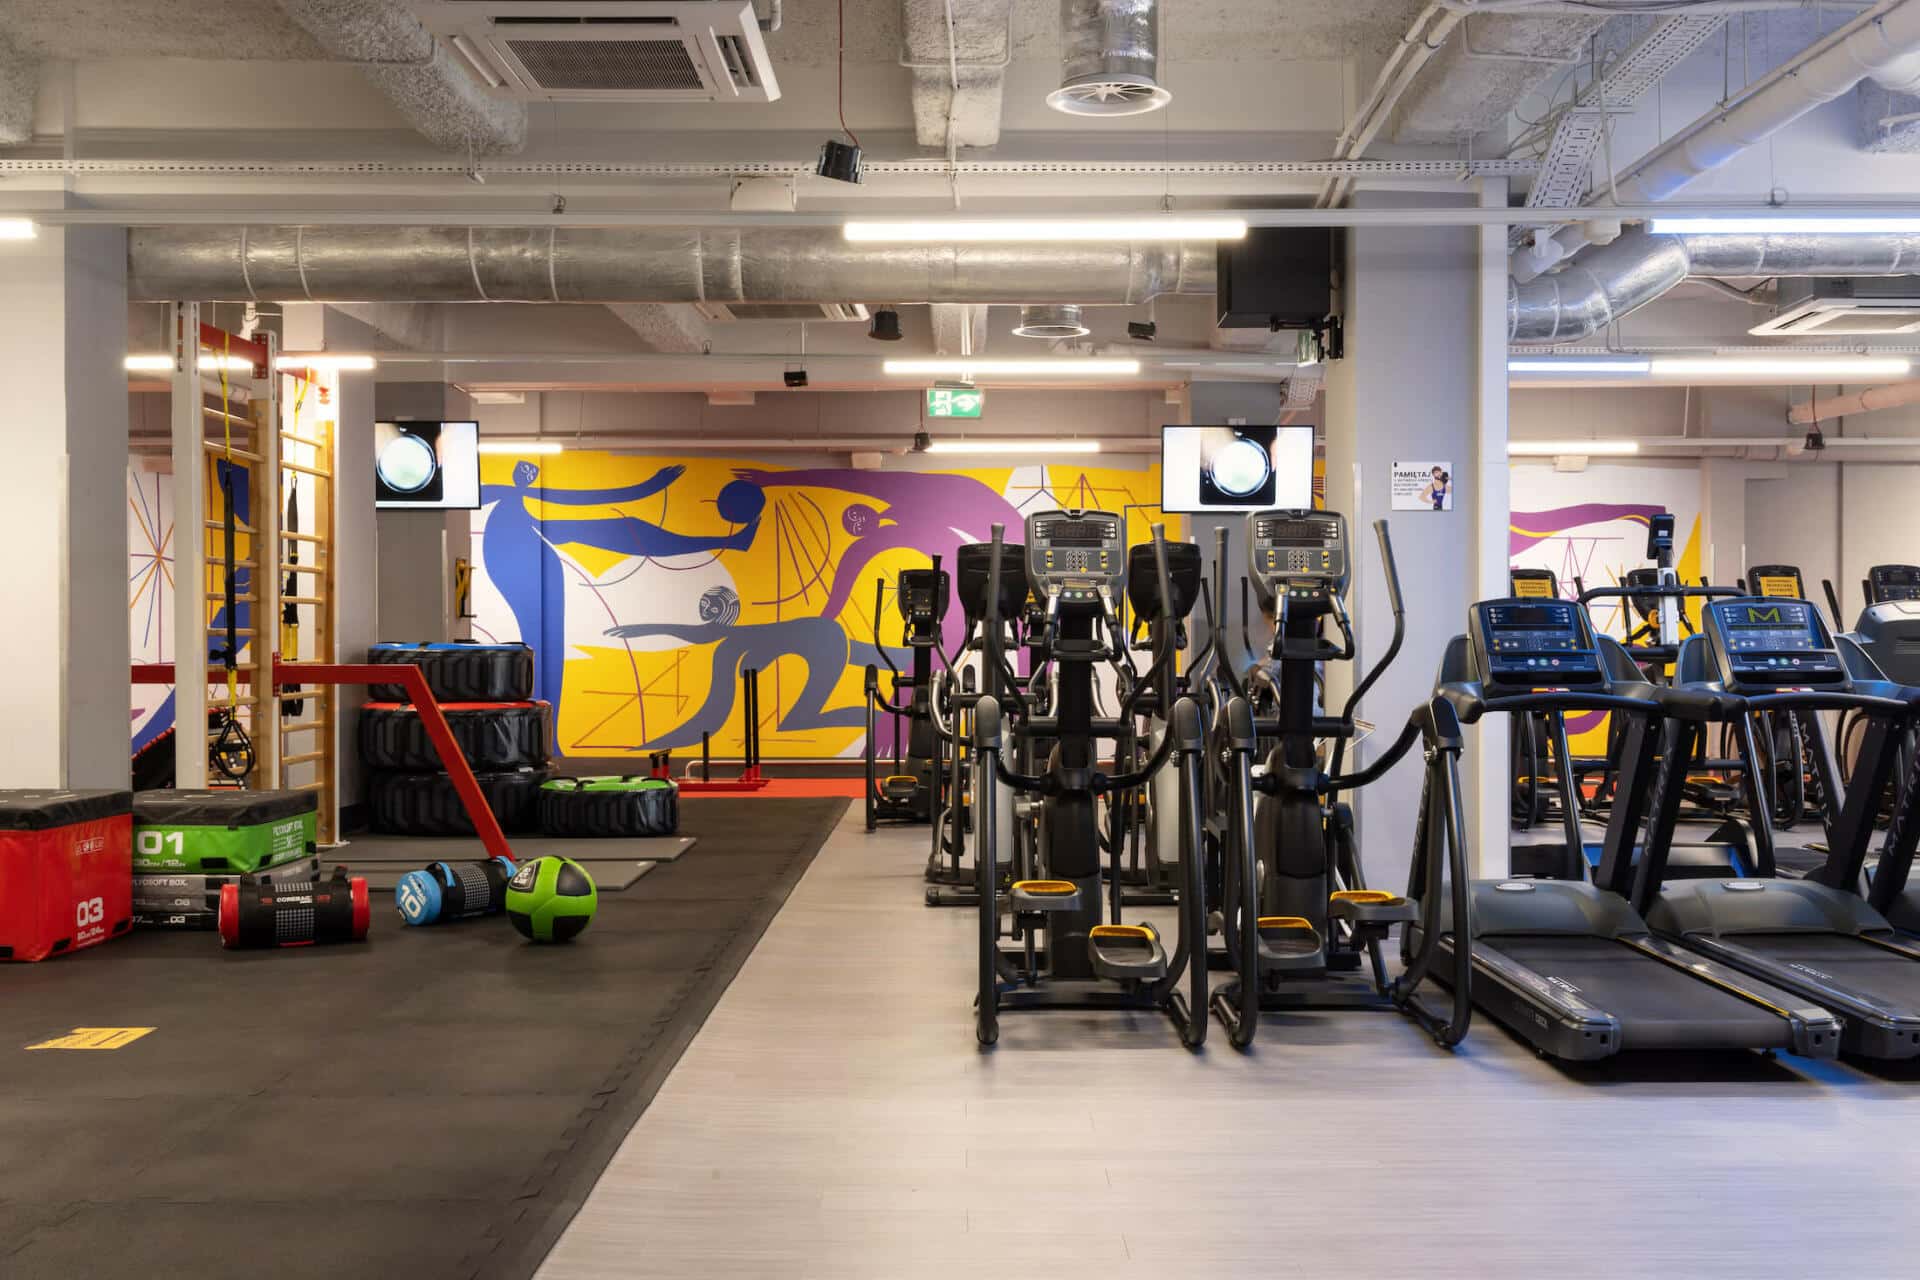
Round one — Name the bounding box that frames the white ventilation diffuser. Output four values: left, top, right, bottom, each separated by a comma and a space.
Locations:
694, 303, 870, 323
1013, 305, 1089, 338
1046, 0, 1170, 117
1751, 280, 1920, 337
409, 1, 780, 102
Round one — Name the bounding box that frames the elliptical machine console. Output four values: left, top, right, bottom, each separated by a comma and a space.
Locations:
1249, 510, 1348, 617
1026, 510, 1125, 612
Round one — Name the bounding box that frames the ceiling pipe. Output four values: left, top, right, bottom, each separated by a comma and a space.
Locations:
1049, 0, 1172, 116
1788, 378, 1920, 423
1609, 0, 1920, 203
129, 432, 1163, 455
1510, 230, 1920, 342
1511, 0, 1920, 336
126, 226, 1215, 304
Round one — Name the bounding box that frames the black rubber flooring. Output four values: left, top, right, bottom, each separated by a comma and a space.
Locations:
0, 797, 848, 1280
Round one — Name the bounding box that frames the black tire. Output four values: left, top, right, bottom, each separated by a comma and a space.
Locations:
368, 641, 536, 704
367, 767, 550, 836
358, 702, 550, 772
537, 777, 680, 838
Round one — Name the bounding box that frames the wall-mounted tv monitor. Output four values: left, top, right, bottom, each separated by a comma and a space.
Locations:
374, 421, 480, 510
1160, 425, 1314, 514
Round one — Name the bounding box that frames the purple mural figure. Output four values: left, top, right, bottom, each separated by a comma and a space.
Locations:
732, 467, 1025, 650
480, 461, 767, 719
1510, 503, 1669, 556
604, 586, 900, 750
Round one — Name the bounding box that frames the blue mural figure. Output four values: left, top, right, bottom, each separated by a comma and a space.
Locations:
480, 461, 768, 717
604, 586, 900, 750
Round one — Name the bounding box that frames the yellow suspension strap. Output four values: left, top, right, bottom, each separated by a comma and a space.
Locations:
210, 332, 255, 784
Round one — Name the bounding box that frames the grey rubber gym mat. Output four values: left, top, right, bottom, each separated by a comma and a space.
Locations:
339, 833, 698, 863
351, 860, 656, 894
0, 797, 846, 1280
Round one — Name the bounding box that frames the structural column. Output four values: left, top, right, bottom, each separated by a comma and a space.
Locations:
0, 220, 132, 788
1322, 185, 1510, 890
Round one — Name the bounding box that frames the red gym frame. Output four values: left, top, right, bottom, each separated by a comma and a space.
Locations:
131, 659, 516, 862
646, 665, 769, 793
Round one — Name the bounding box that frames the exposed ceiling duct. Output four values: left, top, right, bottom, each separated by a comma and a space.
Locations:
0, 32, 34, 145
902, 0, 1013, 150
1788, 377, 1920, 423
1013, 304, 1090, 338
270, 0, 527, 154
126, 226, 1217, 305
1047, 0, 1170, 117
1509, 228, 1920, 343
1514, 0, 1920, 342
1608, 0, 1920, 203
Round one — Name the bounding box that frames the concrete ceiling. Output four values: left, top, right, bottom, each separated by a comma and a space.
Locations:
0, 0, 323, 60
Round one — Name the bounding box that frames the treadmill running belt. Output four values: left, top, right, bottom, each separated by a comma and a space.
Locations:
1733, 932, 1920, 1007
1484, 936, 1795, 1052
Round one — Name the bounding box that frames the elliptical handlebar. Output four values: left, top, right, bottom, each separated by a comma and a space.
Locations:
1330, 519, 1407, 781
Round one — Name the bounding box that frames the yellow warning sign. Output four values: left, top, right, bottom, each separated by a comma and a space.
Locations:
26, 1027, 155, 1051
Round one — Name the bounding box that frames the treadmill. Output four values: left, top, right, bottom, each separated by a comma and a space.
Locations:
1635, 596, 1920, 1059
1418, 597, 1839, 1061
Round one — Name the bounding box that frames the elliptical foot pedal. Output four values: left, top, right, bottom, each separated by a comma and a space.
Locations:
1008, 879, 1082, 913
1087, 923, 1168, 982
882, 775, 919, 801
1327, 888, 1416, 929
1255, 915, 1325, 973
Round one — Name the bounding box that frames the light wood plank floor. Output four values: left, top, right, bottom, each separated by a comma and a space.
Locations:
539, 806, 1920, 1280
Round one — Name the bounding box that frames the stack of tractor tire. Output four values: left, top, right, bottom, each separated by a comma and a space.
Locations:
360, 642, 551, 836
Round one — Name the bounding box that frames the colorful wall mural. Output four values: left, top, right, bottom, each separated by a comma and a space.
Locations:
1507, 462, 1706, 750
467, 453, 1173, 760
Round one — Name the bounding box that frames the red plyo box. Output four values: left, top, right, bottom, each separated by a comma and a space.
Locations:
0, 789, 134, 961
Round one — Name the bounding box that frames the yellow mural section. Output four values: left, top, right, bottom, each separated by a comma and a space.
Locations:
475, 453, 1173, 760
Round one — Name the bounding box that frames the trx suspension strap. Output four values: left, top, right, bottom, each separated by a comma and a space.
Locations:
281, 375, 307, 718
210, 333, 256, 784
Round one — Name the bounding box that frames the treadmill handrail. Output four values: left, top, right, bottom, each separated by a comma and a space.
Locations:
1438, 683, 1660, 723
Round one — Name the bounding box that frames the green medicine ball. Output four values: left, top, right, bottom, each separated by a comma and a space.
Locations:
505, 856, 599, 943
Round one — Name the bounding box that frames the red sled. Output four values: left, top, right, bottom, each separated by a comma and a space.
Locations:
0, 790, 134, 962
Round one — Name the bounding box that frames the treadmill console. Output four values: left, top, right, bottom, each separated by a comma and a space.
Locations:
1473, 599, 1604, 686
1705, 598, 1845, 685
1247, 510, 1348, 607
1746, 564, 1805, 600
1869, 564, 1920, 603
1509, 567, 1560, 600
1026, 510, 1124, 609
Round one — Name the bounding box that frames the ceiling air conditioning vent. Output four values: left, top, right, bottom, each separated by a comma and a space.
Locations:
695, 303, 871, 323
1751, 279, 1920, 337
408, 2, 780, 102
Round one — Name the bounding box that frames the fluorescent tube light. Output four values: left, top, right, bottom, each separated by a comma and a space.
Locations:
125, 353, 255, 373
277, 354, 378, 372
883, 358, 1141, 377
1649, 356, 1911, 379
923, 440, 1101, 455
478, 440, 563, 455
1648, 216, 1920, 236
845, 218, 1247, 243
0, 218, 37, 241
1508, 357, 1653, 374
1508, 440, 1641, 456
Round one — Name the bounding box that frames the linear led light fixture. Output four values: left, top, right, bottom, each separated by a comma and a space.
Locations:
1508, 357, 1653, 374
0, 218, 36, 241
125, 353, 255, 372
883, 358, 1141, 377
1649, 356, 1912, 379
277, 353, 377, 372
845, 218, 1247, 243
478, 440, 563, 455
1508, 440, 1641, 456
1648, 216, 1920, 235
924, 440, 1101, 455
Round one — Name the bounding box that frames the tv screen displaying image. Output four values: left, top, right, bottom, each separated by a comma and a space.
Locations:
374, 421, 480, 510
1160, 425, 1314, 514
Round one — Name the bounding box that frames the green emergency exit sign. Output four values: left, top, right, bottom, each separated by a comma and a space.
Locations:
926, 387, 984, 418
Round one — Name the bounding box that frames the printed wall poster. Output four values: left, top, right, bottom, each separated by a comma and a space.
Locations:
1392, 461, 1454, 511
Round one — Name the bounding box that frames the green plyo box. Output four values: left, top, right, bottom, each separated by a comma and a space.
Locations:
131, 790, 319, 874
